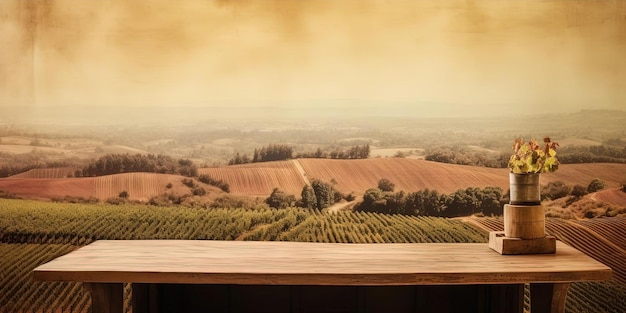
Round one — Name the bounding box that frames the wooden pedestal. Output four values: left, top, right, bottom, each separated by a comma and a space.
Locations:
490, 204, 556, 255
489, 231, 556, 255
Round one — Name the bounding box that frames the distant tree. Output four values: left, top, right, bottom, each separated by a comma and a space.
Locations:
541, 181, 571, 200
192, 187, 207, 196
571, 185, 588, 198
299, 185, 317, 209
311, 179, 337, 210
378, 178, 395, 192
228, 153, 251, 165
251, 144, 293, 163
265, 188, 296, 209
587, 178, 607, 193
198, 174, 230, 193
182, 178, 196, 188
82, 153, 196, 177
393, 151, 407, 158
359, 188, 386, 213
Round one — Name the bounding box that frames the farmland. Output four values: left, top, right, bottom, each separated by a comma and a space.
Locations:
1, 199, 625, 313
2, 159, 626, 205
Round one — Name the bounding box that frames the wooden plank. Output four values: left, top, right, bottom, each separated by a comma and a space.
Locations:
34, 240, 611, 286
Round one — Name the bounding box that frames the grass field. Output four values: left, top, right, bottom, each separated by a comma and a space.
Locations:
1, 199, 625, 312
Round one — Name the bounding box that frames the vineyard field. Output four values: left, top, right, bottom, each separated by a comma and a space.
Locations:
1, 199, 624, 312
469, 216, 626, 313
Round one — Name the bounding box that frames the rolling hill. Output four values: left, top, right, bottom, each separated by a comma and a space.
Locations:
0, 173, 205, 202
1, 159, 625, 205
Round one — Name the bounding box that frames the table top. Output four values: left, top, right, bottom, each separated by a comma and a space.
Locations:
34, 240, 611, 286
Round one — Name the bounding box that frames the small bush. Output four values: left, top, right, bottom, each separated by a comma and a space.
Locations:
192, 187, 207, 196
51, 196, 98, 204
541, 181, 571, 200
182, 178, 196, 188
378, 178, 395, 192
198, 174, 230, 193
0, 190, 22, 199
570, 185, 588, 198
105, 197, 126, 205
344, 193, 356, 202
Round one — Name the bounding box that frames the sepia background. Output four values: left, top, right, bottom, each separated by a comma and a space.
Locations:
1, 0, 625, 123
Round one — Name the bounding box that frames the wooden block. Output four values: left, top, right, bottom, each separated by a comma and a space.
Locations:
489, 231, 556, 255
504, 204, 545, 239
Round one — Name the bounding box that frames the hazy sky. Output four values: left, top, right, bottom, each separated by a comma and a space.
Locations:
1, 0, 625, 119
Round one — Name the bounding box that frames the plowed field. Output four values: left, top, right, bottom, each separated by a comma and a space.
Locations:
198, 161, 306, 196
2, 159, 626, 201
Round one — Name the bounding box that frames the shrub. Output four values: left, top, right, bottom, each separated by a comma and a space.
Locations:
378, 178, 395, 192
587, 179, 607, 193
571, 185, 588, 198
265, 188, 296, 209
192, 187, 207, 196
198, 174, 230, 193
541, 181, 571, 200
182, 178, 196, 188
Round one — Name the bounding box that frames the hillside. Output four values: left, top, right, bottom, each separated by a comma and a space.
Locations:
204, 159, 626, 196
1, 159, 625, 203
0, 173, 212, 202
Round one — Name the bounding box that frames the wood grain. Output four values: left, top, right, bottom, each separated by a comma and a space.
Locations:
33, 240, 611, 286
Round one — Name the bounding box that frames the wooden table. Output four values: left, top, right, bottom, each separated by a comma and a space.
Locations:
34, 240, 611, 313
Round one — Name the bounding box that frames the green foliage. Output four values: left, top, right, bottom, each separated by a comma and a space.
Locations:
559, 145, 626, 164
228, 152, 251, 165
181, 178, 196, 188
198, 174, 230, 193
192, 187, 207, 196
253, 144, 294, 163
377, 178, 395, 192
587, 178, 607, 193
355, 186, 504, 217
0, 199, 624, 312
298, 185, 317, 209
541, 181, 571, 200
329, 144, 370, 159
425, 146, 507, 168
310, 179, 337, 210
508, 138, 559, 173
571, 185, 588, 198
265, 188, 296, 209
82, 153, 197, 177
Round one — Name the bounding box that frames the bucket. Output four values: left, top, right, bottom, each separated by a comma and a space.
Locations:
509, 173, 541, 205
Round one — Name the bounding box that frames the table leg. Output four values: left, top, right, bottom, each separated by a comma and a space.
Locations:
84, 283, 124, 313
530, 283, 570, 313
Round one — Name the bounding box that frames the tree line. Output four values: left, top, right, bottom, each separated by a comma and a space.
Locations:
263, 177, 616, 217
265, 179, 344, 210
79, 153, 197, 177
354, 181, 505, 217
424, 144, 626, 168
229, 144, 370, 165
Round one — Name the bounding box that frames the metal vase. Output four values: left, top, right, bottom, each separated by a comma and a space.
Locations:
509, 173, 541, 205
